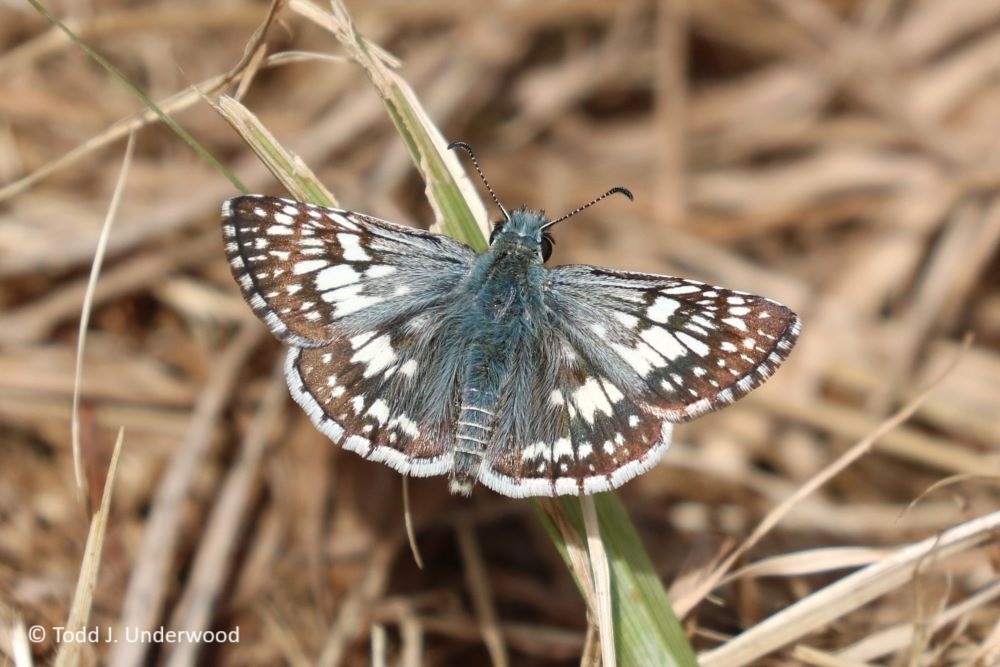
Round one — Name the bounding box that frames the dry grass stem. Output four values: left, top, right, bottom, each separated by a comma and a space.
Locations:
401, 476, 425, 570
70, 131, 134, 503
581, 496, 615, 667
698, 510, 1000, 667
457, 521, 510, 667
53, 427, 125, 667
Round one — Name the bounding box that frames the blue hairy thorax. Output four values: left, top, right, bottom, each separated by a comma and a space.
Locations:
462, 207, 551, 321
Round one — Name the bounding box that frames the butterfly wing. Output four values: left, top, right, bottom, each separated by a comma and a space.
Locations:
222, 195, 475, 347
223, 195, 477, 476
284, 312, 467, 476
477, 265, 800, 497
477, 323, 673, 497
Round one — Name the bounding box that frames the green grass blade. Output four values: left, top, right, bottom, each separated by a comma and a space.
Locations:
27, 0, 246, 193
536, 496, 699, 667
215, 96, 337, 206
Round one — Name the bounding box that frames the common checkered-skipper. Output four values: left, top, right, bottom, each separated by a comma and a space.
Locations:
221, 145, 800, 497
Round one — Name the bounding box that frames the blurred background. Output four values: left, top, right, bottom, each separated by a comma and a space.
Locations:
1, 0, 999, 665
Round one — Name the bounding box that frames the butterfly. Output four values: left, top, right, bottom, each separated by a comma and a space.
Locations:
221, 143, 800, 498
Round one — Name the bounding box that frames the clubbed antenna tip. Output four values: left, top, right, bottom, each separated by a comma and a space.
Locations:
542, 186, 634, 229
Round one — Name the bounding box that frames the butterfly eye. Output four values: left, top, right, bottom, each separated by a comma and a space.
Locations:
541, 233, 554, 262
489, 222, 504, 245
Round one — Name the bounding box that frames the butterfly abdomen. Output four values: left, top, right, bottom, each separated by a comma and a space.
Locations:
451, 395, 496, 496
449, 329, 516, 495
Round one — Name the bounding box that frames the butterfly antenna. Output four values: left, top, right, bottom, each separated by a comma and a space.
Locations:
542, 186, 633, 229
448, 141, 510, 221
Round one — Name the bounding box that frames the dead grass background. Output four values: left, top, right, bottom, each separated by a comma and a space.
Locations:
1, 0, 999, 665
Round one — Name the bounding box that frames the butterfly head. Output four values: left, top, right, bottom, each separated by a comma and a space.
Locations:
448, 141, 634, 264
489, 207, 554, 262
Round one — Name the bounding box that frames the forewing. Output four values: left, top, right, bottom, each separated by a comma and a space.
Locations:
544, 265, 800, 421
221, 195, 475, 347
478, 265, 800, 497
